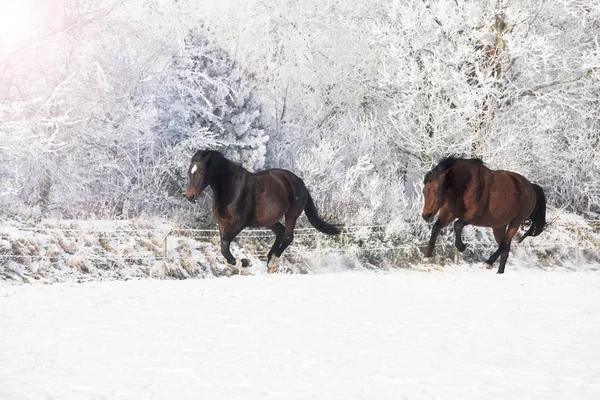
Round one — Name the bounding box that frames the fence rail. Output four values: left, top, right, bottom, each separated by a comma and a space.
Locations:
1, 221, 599, 279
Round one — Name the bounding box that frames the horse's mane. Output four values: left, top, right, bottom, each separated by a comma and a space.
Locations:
424, 156, 484, 183
191, 149, 248, 176
191, 149, 225, 163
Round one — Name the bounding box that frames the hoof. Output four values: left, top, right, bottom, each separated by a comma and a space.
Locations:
496, 270, 505, 275
267, 255, 279, 267
267, 255, 279, 274
234, 259, 251, 271
483, 263, 493, 270
456, 243, 466, 253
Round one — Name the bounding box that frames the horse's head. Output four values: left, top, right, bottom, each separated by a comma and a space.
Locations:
422, 165, 452, 223
186, 150, 214, 203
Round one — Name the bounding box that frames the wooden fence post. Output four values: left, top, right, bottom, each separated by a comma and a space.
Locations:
161, 229, 171, 280
317, 234, 322, 269
575, 226, 580, 268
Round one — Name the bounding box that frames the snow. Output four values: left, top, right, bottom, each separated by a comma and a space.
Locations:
1, 269, 599, 399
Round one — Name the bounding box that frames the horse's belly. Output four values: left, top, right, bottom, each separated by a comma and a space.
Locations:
473, 201, 522, 227
250, 202, 289, 227
471, 214, 513, 228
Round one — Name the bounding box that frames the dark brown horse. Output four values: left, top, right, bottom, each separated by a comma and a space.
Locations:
185, 150, 341, 273
422, 156, 546, 274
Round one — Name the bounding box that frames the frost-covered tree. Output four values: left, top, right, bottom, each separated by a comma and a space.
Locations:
0, 0, 268, 221
1, 0, 598, 231
375, 0, 600, 216
157, 31, 268, 205
189, 0, 600, 227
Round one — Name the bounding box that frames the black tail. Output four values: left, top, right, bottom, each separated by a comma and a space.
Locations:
304, 193, 341, 235
518, 183, 547, 243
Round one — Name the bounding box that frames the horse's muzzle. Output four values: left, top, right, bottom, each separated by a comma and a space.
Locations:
422, 213, 434, 223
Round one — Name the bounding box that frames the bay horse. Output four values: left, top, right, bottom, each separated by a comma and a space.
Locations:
422, 156, 547, 274
185, 150, 341, 273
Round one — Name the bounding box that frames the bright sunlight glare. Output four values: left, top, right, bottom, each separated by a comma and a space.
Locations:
0, 0, 45, 49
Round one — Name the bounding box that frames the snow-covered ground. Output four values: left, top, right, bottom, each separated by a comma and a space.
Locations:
1, 269, 599, 400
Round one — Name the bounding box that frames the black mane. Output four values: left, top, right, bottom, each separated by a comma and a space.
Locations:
424, 156, 484, 183
191, 149, 224, 163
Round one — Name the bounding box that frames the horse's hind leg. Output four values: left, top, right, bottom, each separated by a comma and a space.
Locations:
269, 212, 301, 273
497, 246, 510, 274
483, 226, 507, 269
497, 222, 520, 274
267, 222, 285, 273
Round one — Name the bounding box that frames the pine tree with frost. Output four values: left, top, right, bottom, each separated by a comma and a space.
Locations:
156, 30, 269, 217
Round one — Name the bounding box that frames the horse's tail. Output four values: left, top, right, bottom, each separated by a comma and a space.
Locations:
304, 193, 341, 235
518, 183, 547, 243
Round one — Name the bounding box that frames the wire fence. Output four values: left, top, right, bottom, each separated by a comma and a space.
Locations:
1, 221, 599, 279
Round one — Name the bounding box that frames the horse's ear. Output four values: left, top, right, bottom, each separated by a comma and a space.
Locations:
204, 151, 212, 163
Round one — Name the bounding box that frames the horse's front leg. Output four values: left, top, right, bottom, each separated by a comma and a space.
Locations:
453, 219, 467, 252
219, 221, 250, 271
424, 208, 455, 258
496, 222, 520, 274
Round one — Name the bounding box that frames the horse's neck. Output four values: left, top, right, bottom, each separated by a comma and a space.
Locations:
209, 160, 249, 205
447, 163, 489, 208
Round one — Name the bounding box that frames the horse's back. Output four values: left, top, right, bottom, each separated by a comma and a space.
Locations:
486, 169, 537, 224
453, 162, 536, 227
251, 169, 301, 192
252, 168, 301, 180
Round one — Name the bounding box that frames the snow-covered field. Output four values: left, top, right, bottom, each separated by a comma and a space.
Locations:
1, 269, 599, 400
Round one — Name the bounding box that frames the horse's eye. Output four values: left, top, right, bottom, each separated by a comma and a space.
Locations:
434, 190, 439, 195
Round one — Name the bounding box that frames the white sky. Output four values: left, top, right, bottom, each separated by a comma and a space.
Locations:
0, 0, 49, 49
